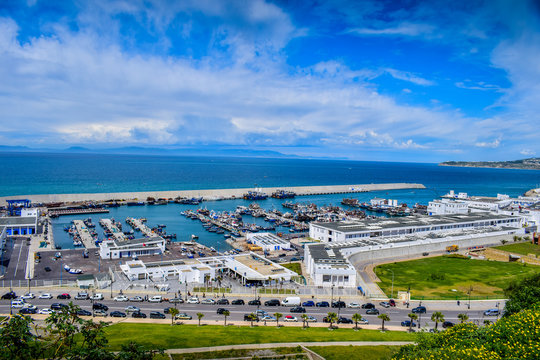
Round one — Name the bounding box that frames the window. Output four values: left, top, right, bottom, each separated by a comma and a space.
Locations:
322, 275, 331, 282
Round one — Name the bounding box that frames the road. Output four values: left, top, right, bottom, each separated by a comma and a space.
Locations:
0, 290, 502, 329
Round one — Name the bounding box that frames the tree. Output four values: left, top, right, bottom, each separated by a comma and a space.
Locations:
274, 312, 283, 327
196, 312, 204, 326
431, 311, 444, 331
326, 312, 338, 329
504, 272, 540, 316
458, 313, 469, 323
0, 315, 42, 360
222, 310, 230, 326
407, 313, 418, 332
378, 313, 390, 332
248, 313, 257, 327
352, 313, 363, 330
301, 314, 309, 328
169, 308, 179, 326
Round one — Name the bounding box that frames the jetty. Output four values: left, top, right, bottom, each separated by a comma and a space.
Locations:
72, 220, 97, 249
99, 218, 126, 242
0, 183, 426, 205
126, 217, 154, 237
48, 208, 109, 217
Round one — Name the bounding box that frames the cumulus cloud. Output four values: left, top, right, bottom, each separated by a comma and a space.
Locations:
475, 138, 501, 148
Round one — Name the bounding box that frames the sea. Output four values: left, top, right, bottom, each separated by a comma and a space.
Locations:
1, 152, 540, 251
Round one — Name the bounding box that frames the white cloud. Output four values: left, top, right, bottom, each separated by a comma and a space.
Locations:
520, 149, 536, 156
347, 23, 435, 37
475, 137, 501, 148
384, 68, 435, 86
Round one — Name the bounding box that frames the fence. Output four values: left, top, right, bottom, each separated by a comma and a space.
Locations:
0, 279, 78, 289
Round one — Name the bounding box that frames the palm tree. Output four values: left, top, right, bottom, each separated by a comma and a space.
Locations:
352, 313, 363, 330
222, 310, 230, 326
274, 312, 283, 327
326, 312, 338, 329
169, 308, 179, 326
301, 314, 309, 328
431, 311, 444, 331
197, 312, 204, 326
248, 313, 257, 327
458, 313, 469, 323
378, 313, 390, 332
407, 313, 418, 332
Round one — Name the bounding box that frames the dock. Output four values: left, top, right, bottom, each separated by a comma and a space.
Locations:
99, 219, 126, 242
126, 217, 154, 237
48, 208, 109, 217
72, 220, 97, 249
0, 183, 426, 204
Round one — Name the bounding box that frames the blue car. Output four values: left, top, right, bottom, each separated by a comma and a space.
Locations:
412, 306, 426, 314
302, 301, 315, 307
401, 320, 417, 327
316, 301, 330, 307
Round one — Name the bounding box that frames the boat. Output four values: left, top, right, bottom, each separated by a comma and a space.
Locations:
271, 189, 296, 199
191, 234, 199, 240
243, 191, 268, 200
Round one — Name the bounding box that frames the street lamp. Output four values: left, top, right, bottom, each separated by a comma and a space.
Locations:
91, 291, 95, 318
337, 296, 342, 318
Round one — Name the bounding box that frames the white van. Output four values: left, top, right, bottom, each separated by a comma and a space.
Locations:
148, 295, 163, 303
281, 296, 301, 306
11, 300, 26, 308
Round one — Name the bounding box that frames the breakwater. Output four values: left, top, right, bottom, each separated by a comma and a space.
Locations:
0, 183, 425, 205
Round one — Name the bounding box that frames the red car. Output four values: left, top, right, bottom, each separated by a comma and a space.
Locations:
57, 293, 71, 299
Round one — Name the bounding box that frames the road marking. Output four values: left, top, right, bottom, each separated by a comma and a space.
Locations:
13, 241, 25, 276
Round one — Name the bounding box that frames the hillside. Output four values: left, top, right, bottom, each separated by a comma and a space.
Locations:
440, 158, 540, 170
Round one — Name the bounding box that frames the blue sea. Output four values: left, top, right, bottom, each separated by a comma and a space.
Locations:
1, 152, 540, 251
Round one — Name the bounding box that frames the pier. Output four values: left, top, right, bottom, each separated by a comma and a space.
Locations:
126, 217, 154, 237
0, 183, 426, 205
49, 208, 109, 217
72, 220, 97, 249
99, 218, 126, 242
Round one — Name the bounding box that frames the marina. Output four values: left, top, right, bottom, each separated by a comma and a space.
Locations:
99, 218, 126, 243
71, 220, 98, 249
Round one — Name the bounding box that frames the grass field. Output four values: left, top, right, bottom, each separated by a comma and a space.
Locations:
495, 242, 540, 257
309, 345, 400, 360
374, 255, 540, 299
281, 262, 302, 275
103, 324, 415, 351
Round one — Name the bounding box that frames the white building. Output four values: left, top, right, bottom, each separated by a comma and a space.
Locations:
427, 199, 469, 215
0, 212, 39, 236
120, 258, 213, 282
304, 245, 357, 288
247, 232, 291, 252
99, 236, 166, 260
309, 213, 522, 243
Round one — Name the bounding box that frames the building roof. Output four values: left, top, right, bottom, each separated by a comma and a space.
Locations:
311, 213, 519, 233
0, 216, 36, 226
249, 232, 289, 246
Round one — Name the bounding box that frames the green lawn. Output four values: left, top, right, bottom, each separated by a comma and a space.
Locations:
374, 255, 540, 300
495, 242, 540, 257
103, 324, 414, 351
281, 262, 302, 275
310, 345, 400, 360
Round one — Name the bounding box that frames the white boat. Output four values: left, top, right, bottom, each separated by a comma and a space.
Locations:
191, 234, 199, 240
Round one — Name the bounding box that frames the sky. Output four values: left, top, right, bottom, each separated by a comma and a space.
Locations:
0, 0, 539, 162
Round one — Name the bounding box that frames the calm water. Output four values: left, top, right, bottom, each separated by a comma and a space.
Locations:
2, 152, 539, 251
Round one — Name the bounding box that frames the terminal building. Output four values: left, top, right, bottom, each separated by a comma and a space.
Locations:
309, 213, 522, 243
99, 236, 166, 260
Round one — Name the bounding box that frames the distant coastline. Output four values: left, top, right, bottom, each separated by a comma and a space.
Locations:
440, 158, 540, 171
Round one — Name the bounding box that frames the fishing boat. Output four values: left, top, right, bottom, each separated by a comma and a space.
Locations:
191, 234, 199, 240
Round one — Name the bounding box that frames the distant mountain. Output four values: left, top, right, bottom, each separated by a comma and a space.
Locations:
440, 158, 540, 170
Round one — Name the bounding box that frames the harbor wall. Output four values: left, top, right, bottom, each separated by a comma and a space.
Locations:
0, 183, 426, 205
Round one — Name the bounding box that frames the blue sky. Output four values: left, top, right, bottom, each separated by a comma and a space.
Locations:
0, 0, 539, 162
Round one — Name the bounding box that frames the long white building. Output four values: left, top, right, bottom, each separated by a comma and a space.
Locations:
99, 236, 166, 260
309, 213, 522, 243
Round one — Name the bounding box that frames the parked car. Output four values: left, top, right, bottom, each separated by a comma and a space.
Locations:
20, 307, 37, 314
57, 293, 71, 300
110, 311, 127, 318
348, 302, 361, 308
302, 300, 315, 307
484, 309, 500, 316
51, 303, 67, 311
401, 320, 417, 327
75, 293, 89, 300
174, 313, 192, 320
331, 300, 346, 308
11, 300, 27, 308
44, 267, 52, 272
90, 293, 104, 300
231, 299, 245, 305
169, 297, 184, 304
39, 308, 54, 315
264, 299, 281, 306
186, 297, 200, 304
93, 310, 107, 317
290, 306, 306, 313
366, 308, 380, 315
125, 306, 140, 313
248, 299, 261, 306
442, 321, 455, 328
379, 301, 391, 308
21, 293, 35, 300
39, 293, 53, 299
2, 291, 17, 300
131, 311, 147, 318
261, 315, 276, 321
76, 309, 92, 316
114, 295, 129, 302
389, 299, 396, 307
316, 301, 329, 307
216, 298, 230, 305
338, 317, 353, 324
148, 296, 163, 303
201, 298, 216, 305
149, 311, 166, 319
244, 313, 259, 321
305, 315, 317, 322
130, 296, 144, 302
412, 306, 426, 314
93, 303, 109, 311
361, 303, 375, 309
284, 315, 298, 322
216, 308, 229, 314
255, 309, 268, 317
